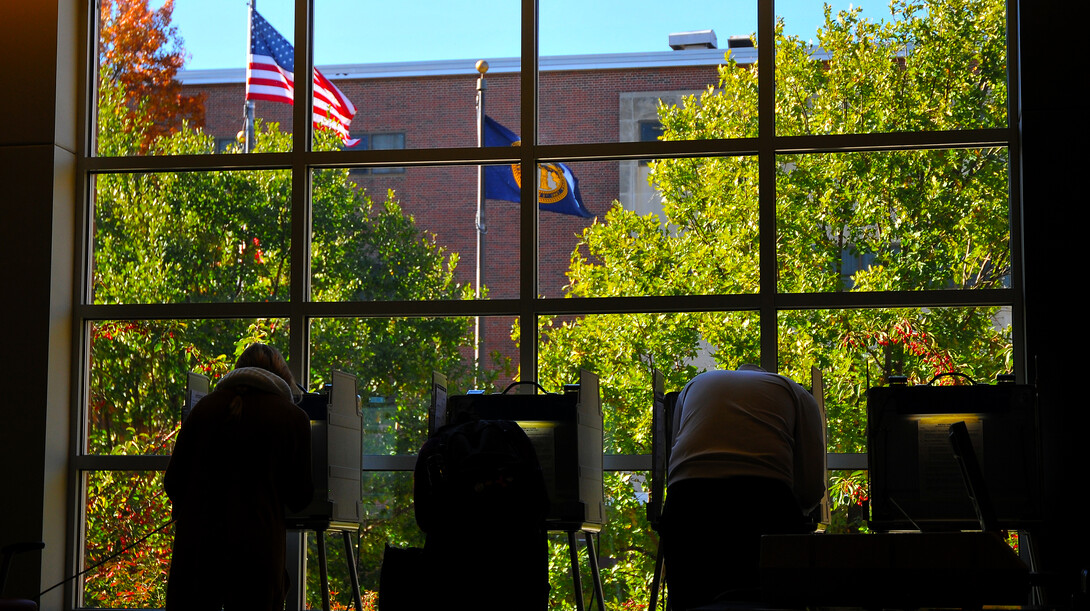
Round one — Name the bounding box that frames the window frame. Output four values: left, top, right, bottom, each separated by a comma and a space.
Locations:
71, 0, 1022, 607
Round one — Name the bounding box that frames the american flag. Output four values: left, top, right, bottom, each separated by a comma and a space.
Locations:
246, 10, 358, 145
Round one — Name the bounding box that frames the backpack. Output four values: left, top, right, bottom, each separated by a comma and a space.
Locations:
414, 418, 548, 532
411, 418, 550, 610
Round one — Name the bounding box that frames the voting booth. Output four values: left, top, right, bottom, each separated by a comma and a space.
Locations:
287, 370, 364, 611
184, 369, 363, 528
443, 370, 604, 527
866, 376, 1041, 531
182, 372, 209, 422
437, 370, 606, 611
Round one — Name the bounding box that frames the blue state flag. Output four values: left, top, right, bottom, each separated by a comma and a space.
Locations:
483, 116, 593, 218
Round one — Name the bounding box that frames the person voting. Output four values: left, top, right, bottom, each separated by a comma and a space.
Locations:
662, 365, 825, 609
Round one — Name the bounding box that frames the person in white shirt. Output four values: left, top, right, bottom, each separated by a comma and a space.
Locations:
663, 365, 826, 609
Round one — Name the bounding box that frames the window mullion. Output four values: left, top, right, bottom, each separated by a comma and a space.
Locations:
1006, 0, 1026, 383
520, 0, 539, 382
289, 0, 314, 384
759, 0, 778, 371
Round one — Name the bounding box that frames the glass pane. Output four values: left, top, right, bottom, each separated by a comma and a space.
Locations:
91, 169, 291, 304
538, 311, 760, 454
335, 472, 422, 606
303, 472, 418, 609
549, 471, 657, 608
83, 470, 173, 608
312, 165, 520, 301
827, 469, 870, 533
777, 148, 1010, 293
540, 0, 757, 144
314, 0, 521, 150
334, 471, 669, 610
88, 318, 290, 455
776, 0, 1008, 136
310, 316, 517, 455
777, 306, 1014, 453
543, 157, 759, 299
97, 0, 294, 156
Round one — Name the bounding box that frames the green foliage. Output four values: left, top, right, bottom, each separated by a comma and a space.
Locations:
84, 472, 174, 607
827, 470, 871, 533
536, 0, 1011, 606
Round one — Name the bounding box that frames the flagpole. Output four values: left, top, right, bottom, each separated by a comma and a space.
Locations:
243, 0, 256, 152
474, 60, 489, 380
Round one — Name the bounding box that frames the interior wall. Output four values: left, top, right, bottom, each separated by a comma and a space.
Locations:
0, 0, 78, 607
1019, 0, 1090, 604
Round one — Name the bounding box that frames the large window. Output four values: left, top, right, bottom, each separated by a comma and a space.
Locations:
76, 0, 1019, 608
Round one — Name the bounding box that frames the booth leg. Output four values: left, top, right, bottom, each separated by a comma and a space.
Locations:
568, 530, 586, 611
649, 537, 666, 611
583, 532, 606, 611
342, 530, 364, 611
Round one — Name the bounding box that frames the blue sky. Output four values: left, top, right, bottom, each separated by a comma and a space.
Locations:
163, 1, 876, 71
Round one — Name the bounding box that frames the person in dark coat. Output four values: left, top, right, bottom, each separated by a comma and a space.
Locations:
164, 343, 313, 611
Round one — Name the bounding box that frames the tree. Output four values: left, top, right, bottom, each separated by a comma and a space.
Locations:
98, 0, 205, 150
535, 0, 1010, 606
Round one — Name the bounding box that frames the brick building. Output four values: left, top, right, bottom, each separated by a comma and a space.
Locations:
179, 33, 752, 365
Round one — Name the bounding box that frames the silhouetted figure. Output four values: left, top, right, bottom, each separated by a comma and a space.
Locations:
663, 365, 825, 609
165, 344, 312, 611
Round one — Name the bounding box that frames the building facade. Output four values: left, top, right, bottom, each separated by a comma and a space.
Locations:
180, 40, 746, 368
182, 41, 744, 297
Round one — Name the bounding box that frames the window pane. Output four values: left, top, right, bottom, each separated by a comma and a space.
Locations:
370, 133, 406, 174
91, 170, 292, 304
323, 471, 668, 610
310, 316, 516, 455
99, 0, 294, 156
777, 148, 1010, 293
544, 157, 759, 299
332, 472, 421, 606
298, 472, 419, 609
313, 165, 519, 301
828, 469, 870, 533
775, 0, 1008, 136
88, 318, 290, 455
777, 306, 1014, 453
313, 0, 521, 151
538, 311, 760, 454
83, 470, 173, 608
540, 0, 757, 144
548, 471, 657, 608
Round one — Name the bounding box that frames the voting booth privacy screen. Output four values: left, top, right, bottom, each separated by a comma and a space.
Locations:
866, 381, 1040, 531
442, 370, 604, 526
288, 370, 363, 530
182, 372, 209, 422
648, 371, 677, 527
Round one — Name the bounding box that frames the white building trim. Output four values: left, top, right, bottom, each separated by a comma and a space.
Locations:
178, 47, 760, 85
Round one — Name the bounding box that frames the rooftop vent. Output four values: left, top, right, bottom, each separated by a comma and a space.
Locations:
727, 36, 755, 49
669, 30, 718, 50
